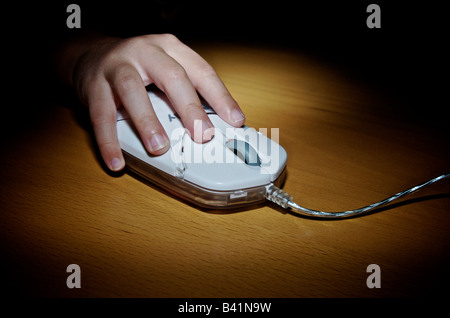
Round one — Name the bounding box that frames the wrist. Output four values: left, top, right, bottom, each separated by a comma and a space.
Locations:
56, 33, 119, 87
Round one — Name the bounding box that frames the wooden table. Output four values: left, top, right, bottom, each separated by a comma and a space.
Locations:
1, 43, 449, 299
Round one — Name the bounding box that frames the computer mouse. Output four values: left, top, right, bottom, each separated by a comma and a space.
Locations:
116, 86, 287, 209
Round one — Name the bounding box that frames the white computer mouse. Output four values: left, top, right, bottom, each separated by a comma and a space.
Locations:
116, 86, 287, 209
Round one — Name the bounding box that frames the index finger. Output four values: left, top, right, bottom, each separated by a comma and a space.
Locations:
138, 48, 214, 143
161, 38, 245, 127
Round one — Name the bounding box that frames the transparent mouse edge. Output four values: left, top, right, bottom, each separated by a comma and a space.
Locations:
122, 151, 287, 209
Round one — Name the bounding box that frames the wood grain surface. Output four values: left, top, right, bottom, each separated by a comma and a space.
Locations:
1, 43, 449, 298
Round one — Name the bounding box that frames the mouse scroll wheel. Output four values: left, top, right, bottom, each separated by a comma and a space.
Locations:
226, 139, 261, 166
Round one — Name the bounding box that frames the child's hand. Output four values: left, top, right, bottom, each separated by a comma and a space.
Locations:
71, 34, 245, 171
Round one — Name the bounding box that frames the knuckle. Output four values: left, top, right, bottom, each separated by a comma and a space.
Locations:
90, 111, 116, 128
156, 33, 180, 45
98, 139, 118, 152
123, 36, 150, 52
117, 75, 139, 94
180, 102, 204, 118
164, 65, 188, 82
112, 64, 141, 95
136, 33, 181, 49
196, 64, 217, 81
184, 101, 201, 112
134, 114, 156, 129
89, 104, 117, 127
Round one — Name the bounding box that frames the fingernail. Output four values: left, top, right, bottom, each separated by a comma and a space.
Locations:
203, 126, 215, 141
110, 157, 124, 171
193, 119, 214, 143
231, 109, 245, 123
148, 133, 168, 152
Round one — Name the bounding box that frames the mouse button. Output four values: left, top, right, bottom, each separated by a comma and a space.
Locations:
147, 91, 186, 135
208, 114, 233, 133
149, 89, 176, 113
117, 120, 148, 164
226, 139, 261, 166
117, 119, 141, 149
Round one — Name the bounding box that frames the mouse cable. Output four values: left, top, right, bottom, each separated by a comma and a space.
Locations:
265, 173, 450, 219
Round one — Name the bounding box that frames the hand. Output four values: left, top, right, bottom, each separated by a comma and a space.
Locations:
71, 34, 245, 171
